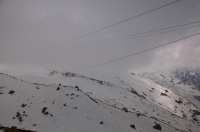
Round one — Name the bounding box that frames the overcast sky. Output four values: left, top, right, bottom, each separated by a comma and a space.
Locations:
0, 0, 200, 75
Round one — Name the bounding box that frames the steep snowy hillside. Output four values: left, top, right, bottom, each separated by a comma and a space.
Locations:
2, 73, 197, 132
141, 70, 200, 109
16, 70, 200, 132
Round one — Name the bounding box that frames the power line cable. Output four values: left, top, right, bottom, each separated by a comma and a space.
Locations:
72, 32, 200, 72
62, 20, 200, 46
59, 0, 181, 44
63, 24, 200, 48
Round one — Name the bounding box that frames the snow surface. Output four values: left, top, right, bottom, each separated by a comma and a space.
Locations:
0, 72, 200, 132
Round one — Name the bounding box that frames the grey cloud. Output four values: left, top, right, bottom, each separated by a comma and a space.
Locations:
0, 0, 200, 75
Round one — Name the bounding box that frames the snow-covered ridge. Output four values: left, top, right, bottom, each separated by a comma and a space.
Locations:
1, 72, 200, 132
21, 70, 200, 126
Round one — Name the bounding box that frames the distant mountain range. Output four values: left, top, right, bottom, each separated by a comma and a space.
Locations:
173, 70, 200, 91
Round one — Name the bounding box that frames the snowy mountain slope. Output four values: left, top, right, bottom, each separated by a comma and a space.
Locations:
141, 70, 200, 111
1, 73, 197, 132
17, 71, 200, 131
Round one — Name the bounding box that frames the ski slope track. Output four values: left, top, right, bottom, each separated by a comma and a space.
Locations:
0, 71, 200, 132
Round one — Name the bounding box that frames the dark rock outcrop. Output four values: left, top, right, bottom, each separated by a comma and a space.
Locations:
153, 124, 162, 131
130, 124, 136, 129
